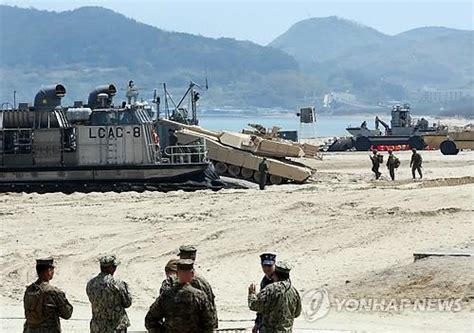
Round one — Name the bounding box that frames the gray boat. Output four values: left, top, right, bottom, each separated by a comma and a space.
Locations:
334, 103, 447, 151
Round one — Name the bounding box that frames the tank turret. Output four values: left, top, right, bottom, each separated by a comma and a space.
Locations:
33, 84, 66, 112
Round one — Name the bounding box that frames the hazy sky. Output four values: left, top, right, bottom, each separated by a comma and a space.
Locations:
2, 0, 472, 44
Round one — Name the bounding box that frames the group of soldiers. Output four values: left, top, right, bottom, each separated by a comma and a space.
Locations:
370, 148, 423, 181
23, 246, 301, 333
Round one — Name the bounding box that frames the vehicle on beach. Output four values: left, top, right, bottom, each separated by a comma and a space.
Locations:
422, 125, 474, 155
328, 103, 448, 151
0, 84, 222, 193
156, 85, 315, 185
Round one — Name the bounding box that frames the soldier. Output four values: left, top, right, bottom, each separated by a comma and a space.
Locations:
410, 148, 423, 180
370, 149, 382, 179
386, 149, 400, 181
252, 253, 276, 333
248, 261, 302, 332
159, 258, 178, 296
258, 158, 269, 190
86, 255, 132, 333
144, 259, 215, 333
178, 245, 218, 328
23, 258, 73, 333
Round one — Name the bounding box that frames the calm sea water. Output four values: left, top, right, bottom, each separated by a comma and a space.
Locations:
197, 113, 374, 138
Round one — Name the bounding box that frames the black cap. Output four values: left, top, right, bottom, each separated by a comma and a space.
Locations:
260, 253, 276, 266
36, 257, 55, 268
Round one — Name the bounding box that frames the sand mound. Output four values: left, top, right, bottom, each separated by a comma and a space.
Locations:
332, 256, 474, 303
421, 176, 474, 188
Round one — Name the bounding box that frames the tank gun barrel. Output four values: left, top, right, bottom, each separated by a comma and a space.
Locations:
159, 118, 222, 138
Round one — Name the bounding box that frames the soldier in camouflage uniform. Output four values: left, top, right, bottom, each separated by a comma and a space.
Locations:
253, 253, 276, 333
86, 255, 132, 333
145, 259, 215, 333
410, 148, 423, 179
258, 158, 269, 190
177, 245, 218, 328
386, 150, 399, 181
23, 258, 73, 333
248, 261, 302, 333
370, 149, 382, 179
159, 259, 178, 296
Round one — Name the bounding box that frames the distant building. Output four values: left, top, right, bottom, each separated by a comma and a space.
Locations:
421, 89, 473, 102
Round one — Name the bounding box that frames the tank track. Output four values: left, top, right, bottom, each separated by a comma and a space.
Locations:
212, 161, 291, 185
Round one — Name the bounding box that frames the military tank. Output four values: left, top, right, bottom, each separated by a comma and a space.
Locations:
242, 123, 321, 158
422, 124, 474, 155
341, 104, 448, 151
159, 119, 313, 185
0, 84, 222, 193
139, 81, 315, 185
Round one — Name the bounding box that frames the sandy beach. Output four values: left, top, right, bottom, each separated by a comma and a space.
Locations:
1, 150, 473, 332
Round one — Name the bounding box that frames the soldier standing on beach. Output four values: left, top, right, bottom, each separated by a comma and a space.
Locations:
252, 253, 276, 333
23, 258, 73, 333
144, 259, 215, 333
248, 261, 301, 332
386, 150, 400, 181
86, 255, 132, 333
258, 158, 269, 190
410, 148, 423, 180
370, 149, 382, 179
159, 259, 178, 296
178, 245, 218, 328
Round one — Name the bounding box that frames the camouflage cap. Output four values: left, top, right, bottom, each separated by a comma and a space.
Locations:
178, 245, 197, 256
99, 255, 120, 267
176, 259, 194, 271
165, 259, 179, 272
275, 260, 292, 274
36, 257, 55, 267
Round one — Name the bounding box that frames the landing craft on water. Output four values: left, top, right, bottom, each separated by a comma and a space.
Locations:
0, 84, 223, 193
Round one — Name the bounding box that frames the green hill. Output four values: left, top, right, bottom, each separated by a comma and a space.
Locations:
0, 5, 322, 108
270, 17, 473, 102
269, 16, 389, 64
1, 7, 472, 111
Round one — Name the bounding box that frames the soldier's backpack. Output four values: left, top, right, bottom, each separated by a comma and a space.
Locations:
378, 154, 383, 163
24, 284, 46, 324
394, 157, 401, 168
